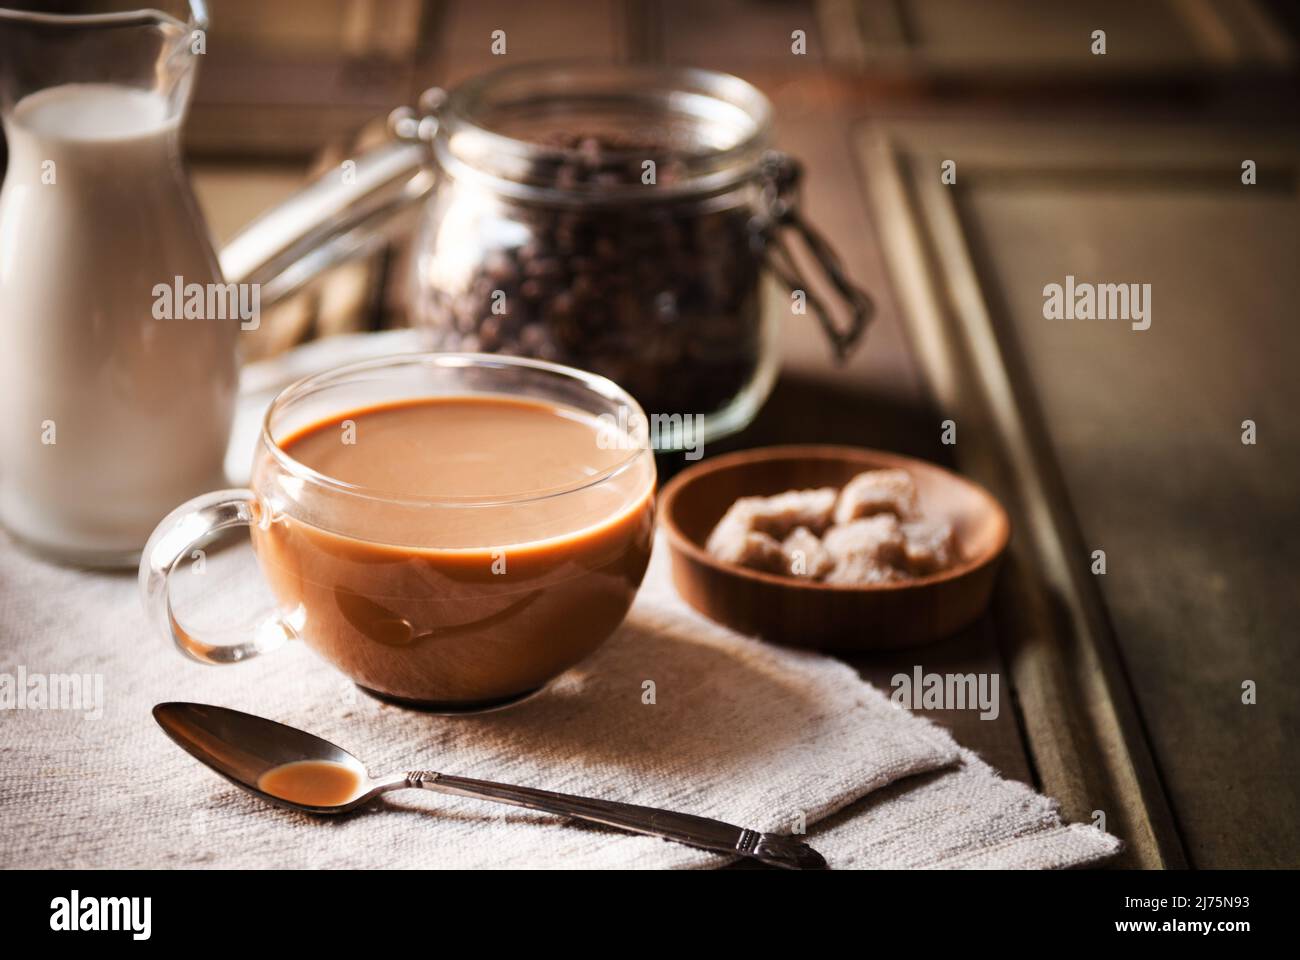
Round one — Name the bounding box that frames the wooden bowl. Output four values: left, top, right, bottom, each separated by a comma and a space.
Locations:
659, 445, 1010, 652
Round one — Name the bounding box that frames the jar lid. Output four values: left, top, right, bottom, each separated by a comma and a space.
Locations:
435, 61, 773, 206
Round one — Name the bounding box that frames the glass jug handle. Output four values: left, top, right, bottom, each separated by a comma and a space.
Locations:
219, 88, 445, 306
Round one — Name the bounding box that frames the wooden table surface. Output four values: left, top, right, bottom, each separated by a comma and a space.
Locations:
183, 0, 1300, 869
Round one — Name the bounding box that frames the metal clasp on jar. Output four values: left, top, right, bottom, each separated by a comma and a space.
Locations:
751, 150, 874, 361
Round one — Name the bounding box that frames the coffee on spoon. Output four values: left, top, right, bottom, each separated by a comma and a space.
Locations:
257, 760, 366, 807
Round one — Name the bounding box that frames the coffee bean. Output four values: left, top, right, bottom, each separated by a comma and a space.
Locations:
415, 133, 766, 417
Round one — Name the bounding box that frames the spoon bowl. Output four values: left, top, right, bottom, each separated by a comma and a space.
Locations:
153, 702, 394, 814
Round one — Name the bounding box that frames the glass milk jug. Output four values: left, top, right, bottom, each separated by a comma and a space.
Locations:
0, 2, 237, 567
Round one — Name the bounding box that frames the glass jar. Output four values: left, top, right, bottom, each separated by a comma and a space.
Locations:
406, 63, 872, 448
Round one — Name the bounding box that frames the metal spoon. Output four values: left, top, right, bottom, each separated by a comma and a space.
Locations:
153, 702, 828, 870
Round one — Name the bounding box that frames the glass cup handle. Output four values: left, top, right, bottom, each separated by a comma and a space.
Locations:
138, 489, 295, 665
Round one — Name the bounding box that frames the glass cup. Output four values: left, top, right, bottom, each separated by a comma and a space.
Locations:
140, 353, 657, 713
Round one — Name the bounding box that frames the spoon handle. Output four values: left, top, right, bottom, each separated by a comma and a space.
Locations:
405, 770, 826, 870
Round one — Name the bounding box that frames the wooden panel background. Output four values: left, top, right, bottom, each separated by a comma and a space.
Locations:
818, 0, 1294, 75
858, 118, 1299, 868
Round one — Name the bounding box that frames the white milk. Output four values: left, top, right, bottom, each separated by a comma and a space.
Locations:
0, 84, 237, 564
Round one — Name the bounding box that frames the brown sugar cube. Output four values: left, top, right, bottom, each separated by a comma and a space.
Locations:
823, 515, 906, 567
706, 505, 788, 573
729, 532, 788, 574
781, 526, 834, 580
822, 515, 908, 585
899, 520, 958, 576
704, 488, 837, 564
823, 554, 906, 586
742, 488, 838, 539
706, 500, 759, 558
833, 469, 919, 525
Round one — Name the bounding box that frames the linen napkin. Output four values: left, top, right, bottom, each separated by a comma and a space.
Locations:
1, 533, 960, 868
808, 747, 1121, 869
